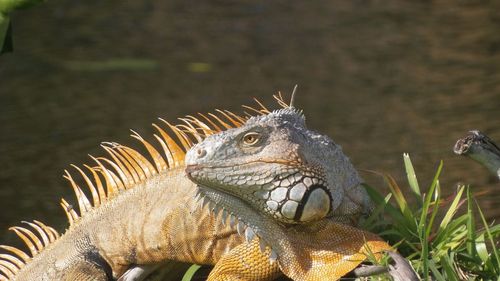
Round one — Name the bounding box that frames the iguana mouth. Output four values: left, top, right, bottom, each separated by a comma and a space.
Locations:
185, 164, 201, 178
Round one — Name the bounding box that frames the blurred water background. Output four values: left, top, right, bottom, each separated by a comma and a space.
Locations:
0, 1, 499, 244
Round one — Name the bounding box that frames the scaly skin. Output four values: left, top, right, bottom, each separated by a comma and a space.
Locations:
1, 98, 392, 281
185, 107, 389, 280
185, 108, 373, 226
10, 169, 256, 280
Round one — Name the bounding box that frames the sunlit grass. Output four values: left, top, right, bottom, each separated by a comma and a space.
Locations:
362, 154, 500, 280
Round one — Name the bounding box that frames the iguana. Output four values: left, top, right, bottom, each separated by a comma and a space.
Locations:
0, 93, 392, 281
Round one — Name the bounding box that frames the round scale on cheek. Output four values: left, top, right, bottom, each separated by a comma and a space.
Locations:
281, 201, 299, 219
266, 200, 279, 211
281, 177, 292, 186
303, 177, 313, 186
293, 173, 303, 182
270, 187, 288, 202
299, 188, 330, 222
289, 183, 307, 201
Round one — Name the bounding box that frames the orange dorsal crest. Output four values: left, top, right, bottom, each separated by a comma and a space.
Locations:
0, 94, 291, 280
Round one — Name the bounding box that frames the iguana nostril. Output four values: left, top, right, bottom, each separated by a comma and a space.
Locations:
196, 148, 207, 158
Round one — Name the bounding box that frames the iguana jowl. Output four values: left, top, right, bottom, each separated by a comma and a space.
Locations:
0, 94, 391, 281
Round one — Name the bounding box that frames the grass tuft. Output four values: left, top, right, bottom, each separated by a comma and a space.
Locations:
362, 154, 500, 280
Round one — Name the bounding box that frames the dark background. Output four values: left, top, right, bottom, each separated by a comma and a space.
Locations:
1, 1, 499, 245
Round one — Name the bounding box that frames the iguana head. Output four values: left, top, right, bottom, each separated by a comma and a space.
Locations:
185, 107, 363, 224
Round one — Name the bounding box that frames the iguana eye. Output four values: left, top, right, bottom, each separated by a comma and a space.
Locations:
242, 132, 261, 146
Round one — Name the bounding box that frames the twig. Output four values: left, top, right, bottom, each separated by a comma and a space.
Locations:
454, 130, 500, 180
352, 251, 419, 281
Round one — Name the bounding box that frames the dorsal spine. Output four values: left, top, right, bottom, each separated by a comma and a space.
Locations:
0, 94, 290, 280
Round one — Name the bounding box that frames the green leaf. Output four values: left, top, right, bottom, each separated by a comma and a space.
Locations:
415, 162, 443, 281
426, 181, 441, 239
429, 259, 446, 281
475, 233, 489, 263
476, 200, 500, 275
403, 153, 422, 200
360, 184, 392, 227
440, 255, 459, 281
466, 187, 477, 257
384, 173, 417, 232
364, 184, 413, 237
437, 186, 464, 234
421, 240, 429, 279
419, 160, 442, 238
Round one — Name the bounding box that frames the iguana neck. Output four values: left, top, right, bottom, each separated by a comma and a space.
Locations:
197, 184, 296, 265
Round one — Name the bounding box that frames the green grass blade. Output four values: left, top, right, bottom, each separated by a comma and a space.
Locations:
181, 264, 201, 281
429, 259, 446, 281
466, 187, 477, 257
360, 184, 392, 230
366, 158, 500, 279
418, 160, 442, 236
384, 174, 417, 230
364, 184, 413, 237
437, 186, 465, 233
475, 233, 488, 263
418, 176, 441, 281
403, 153, 422, 201
434, 215, 468, 249
440, 255, 460, 281
476, 200, 500, 275
426, 180, 441, 239
421, 241, 429, 279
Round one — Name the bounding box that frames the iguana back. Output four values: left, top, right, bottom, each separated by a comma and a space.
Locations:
0, 94, 391, 281
0, 101, 266, 280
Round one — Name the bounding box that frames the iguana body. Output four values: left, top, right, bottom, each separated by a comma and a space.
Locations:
0, 95, 391, 281
7, 169, 249, 280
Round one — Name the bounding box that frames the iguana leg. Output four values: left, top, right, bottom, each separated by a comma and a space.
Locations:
208, 238, 281, 281
59, 260, 110, 281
